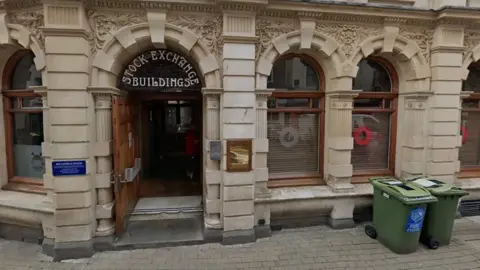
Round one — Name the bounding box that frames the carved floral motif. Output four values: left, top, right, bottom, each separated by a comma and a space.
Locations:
399, 27, 434, 62
167, 15, 223, 57
255, 18, 296, 59
8, 11, 44, 46
316, 23, 382, 59
464, 30, 480, 57
87, 10, 146, 52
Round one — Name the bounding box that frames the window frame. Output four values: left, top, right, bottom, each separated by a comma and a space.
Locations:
351, 56, 399, 183
458, 62, 480, 179
266, 53, 326, 188
1, 50, 45, 194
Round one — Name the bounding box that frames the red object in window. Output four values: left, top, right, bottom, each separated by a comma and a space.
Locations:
185, 129, 197, 155
461, 126, 469, 145
353, 126, 372, 146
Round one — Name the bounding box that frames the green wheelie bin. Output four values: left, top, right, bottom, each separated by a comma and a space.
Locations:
365, 177, 438, 254
404, 176, 468, 249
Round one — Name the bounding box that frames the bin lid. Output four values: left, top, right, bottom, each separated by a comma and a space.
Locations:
369, 177, 438, 205
405, 177, 469, 197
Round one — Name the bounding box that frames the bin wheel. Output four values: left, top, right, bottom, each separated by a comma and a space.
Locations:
365, 225, 377, 239
427, 237, 440, 250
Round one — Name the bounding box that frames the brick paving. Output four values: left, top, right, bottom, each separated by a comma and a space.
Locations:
2, 218, 480, 270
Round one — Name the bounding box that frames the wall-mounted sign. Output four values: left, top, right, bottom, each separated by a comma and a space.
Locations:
52, 160, 87, 176
210, 140, 222, 161
119, 49, 202, 91
226, 140, 252, 172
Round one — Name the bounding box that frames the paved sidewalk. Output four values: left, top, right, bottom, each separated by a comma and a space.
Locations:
3, 218, 480, 270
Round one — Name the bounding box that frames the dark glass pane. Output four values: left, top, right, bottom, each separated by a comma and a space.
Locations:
267, 57, 320, 91
12, 112, 44, 179
459, 112, 480, 167
463, 66, 480, 92
353, 59, 392, 92
267, 98, 276, 109
354, 98, 382, 108
277, 98, 309, 108
463, 100, 479, 109
351, 113, 391, 171
11, 97, 19, 108
22, 97, 43, 108
267, 112, 319, 177
11, 52, 42, 89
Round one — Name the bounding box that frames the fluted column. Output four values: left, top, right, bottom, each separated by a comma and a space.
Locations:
202, 88, 222, 230
93, 94, 115, 237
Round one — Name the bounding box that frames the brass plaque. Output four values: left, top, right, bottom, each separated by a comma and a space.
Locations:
226, 139, 252, 172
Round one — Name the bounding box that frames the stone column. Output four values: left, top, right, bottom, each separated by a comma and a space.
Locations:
42, 2, 96, 261
427, 25, 465, 183
90, 92, 115, 240
253, 89, 272, 238
325, 89, 359, 229
399, 92, 431, 177
221, 10, 257, 244
202, 88, 223, 241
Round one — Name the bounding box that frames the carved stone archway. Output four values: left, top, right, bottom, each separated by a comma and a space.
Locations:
350, 35, 430, 81
461, 44, 480, 80
89, 22, 224, 234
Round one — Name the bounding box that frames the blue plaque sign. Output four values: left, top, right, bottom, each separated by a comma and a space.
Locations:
405, 207, 426, 233
52, 160, 87, 176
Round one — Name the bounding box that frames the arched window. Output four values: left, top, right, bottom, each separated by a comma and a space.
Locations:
2, 50, 44, 189
351, 57, 398, 180
459, 63, 480, 174
266, 54, 325, 186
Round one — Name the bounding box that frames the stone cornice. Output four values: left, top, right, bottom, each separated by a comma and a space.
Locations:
87, 86, 126, 96
42, 27, 90, 39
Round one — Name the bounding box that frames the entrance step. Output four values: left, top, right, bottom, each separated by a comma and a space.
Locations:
131, 195, 203, 221
114, 216, 204, 250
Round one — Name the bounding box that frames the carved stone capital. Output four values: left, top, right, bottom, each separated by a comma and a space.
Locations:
460, 91, 474, 100
87, 86, 125, 97
32, 85, 48, 97
326, 90, 361, 99
202, 87, 223, 96
400, 91, 433, 100
255, 89, 272, 97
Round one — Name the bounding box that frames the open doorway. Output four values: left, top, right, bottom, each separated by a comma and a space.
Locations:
137, 94, 203, 198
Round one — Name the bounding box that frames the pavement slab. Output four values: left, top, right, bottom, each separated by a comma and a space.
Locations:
2, 219, 480, 269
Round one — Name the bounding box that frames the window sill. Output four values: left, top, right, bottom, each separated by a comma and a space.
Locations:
351, 170, 394, 184
257, 183, 373, 203
0, 189, 52, 216
457, 170, 480, 179
267, 177, 325, 188
2, 182, 46, 195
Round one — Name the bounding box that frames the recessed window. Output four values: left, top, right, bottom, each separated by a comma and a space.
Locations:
352, 58, 397, 176
459, 64, 480, 170
2, 50, 44, 187
266, 55, 325, 185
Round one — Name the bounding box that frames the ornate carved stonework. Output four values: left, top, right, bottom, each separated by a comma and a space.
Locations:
464, 30, 480, 56
315, 23, 383, 59
399, 26, 434, 63
8, 10, 44, 46
167, 14, 223, 57
87, 10, 147, 53
255, 17, 296, 59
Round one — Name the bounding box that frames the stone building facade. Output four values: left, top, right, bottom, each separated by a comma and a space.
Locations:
1, 0, 480, 261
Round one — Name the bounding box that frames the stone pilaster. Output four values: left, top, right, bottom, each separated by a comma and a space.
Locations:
201, 88, 222, 236
253, 89, 272, 238
326, 90, 359, 192
427, 25, 465, 183
42, 2, 95, 261
399, 92, 431, 177
325, 88, 359, 230
221, 10, 257, 244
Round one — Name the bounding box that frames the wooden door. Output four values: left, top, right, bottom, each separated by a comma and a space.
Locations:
112, 95, 139, 235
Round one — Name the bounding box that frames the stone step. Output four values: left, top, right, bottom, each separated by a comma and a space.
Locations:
130, 210, 202, 221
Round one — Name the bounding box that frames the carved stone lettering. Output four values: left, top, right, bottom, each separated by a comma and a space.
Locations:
119, 49, 201, 91
315, 23, 382, 59
87, 10, 147, 53
255, 18, 296, 59
8, 10, 45, 46
167, 14, 222, 56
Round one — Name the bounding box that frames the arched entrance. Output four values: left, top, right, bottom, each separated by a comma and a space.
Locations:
113, 48, 204, 237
